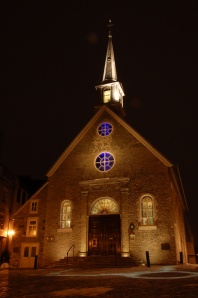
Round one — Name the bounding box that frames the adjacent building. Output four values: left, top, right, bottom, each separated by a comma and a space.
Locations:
0, 165, 31, 264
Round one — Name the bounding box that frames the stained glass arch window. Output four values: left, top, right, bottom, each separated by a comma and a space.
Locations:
95, 152, 114, 172
90, 197, 119, 215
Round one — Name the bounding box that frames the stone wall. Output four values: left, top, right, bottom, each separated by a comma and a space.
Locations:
9, 109, 188, 267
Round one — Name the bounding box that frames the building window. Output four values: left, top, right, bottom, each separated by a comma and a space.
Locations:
90, 197, 119, 215
141, 195, 154, 226
30, 200, 38, 214
98, 122, 112, 137
60, 201, 71, 229
103, 89, 111, 103
95, 152, 114, 172
26, 218, 38, 237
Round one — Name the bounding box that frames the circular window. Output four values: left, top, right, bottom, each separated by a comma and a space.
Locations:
95, 152, 114, 172
98, 122, 112, 136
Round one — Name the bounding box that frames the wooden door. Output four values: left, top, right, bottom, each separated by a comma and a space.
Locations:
21, 243, 39, 268
88, 215, 120, 256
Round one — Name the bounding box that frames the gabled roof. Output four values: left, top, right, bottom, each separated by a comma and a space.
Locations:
47, 105, 173, 177
13, 181, 48, 217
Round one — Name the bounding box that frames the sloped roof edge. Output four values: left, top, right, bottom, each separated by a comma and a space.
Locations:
47, 106, 173, 177
169, 165, 188, 210
108, 107, 173, 167
47, 107, 110, 176
13, 181, 48, 217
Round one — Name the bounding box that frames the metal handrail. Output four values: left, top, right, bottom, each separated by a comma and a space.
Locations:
66, 244, 75, 263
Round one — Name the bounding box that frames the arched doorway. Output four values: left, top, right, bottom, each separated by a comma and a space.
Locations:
88, 197, 121, 256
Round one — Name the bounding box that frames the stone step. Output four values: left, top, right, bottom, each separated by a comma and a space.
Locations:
50, 256, 140, 269
78, 256, 140, 268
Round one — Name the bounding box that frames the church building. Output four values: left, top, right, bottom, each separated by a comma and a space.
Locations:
9, 21, 193, 268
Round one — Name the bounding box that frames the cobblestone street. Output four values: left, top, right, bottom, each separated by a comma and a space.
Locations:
1, 265, 198, 297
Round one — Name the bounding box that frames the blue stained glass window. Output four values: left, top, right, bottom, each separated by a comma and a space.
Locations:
95, 152, 114, 171
98, 122, 112, 136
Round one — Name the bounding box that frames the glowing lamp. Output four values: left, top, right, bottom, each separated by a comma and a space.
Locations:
7, 230, 15, 236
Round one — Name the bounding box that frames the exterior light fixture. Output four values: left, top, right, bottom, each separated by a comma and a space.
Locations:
7, 230, 15, 236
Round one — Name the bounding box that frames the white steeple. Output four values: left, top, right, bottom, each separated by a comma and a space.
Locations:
95, 20, 125, 116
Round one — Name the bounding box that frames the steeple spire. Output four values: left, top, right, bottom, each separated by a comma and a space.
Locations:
102, 19, 117, 81
95, 20, 125, 116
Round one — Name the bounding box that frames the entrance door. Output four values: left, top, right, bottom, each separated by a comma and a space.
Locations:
21, 243, 39, 268
88, 215, 120, 256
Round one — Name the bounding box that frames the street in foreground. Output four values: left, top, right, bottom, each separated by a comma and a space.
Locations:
1, 265, 198, 297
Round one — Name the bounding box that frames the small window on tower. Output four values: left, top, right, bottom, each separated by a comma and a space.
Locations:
103, 89, 111, 103
98, 122, 112, 136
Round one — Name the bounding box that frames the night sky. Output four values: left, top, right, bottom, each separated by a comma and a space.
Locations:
1, 2, 198, 243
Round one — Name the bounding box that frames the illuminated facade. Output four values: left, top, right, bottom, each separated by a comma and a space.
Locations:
9, 22, 194, 268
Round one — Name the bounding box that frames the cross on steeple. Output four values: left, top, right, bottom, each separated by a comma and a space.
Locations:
107, 19, 113, 37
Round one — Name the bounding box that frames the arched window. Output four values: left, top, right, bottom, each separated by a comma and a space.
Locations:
60, 200, 71, 228
141, 195, 154, 226
90, 197, 119, 215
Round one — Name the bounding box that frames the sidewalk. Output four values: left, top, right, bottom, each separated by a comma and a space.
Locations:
1, 263, 198, 276
1, 264, 198, 297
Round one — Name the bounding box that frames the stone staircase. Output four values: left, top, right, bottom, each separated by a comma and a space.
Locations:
50, 256, 140, 269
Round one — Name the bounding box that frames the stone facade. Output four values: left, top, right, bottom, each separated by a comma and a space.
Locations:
9, 106, 190, 267
10, 183, 48, 267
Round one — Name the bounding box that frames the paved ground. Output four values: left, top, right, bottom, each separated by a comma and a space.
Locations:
1, 264, 198, 297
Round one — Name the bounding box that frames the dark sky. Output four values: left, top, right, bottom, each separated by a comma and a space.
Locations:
1, 1, 198, 240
